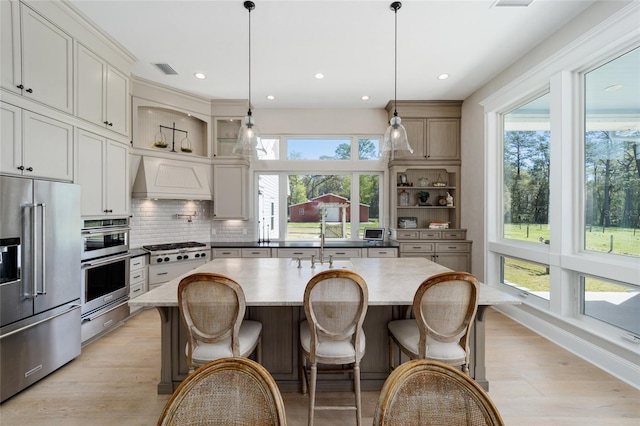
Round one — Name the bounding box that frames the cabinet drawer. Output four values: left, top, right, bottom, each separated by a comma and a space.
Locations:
435, 242, 470, 253
396, 230, 419, 239
276, 248, 319, 258
130, 256, 147, 270
129, 268, 146, 284
367, 248, 398, 258
323, 248, 362, 258
419, 230, 441, 239
442, 230, 466, 240
129, 281, 145, 299
242, 248, 271, 258
212, 249, 242, 258
400, 242, 435, 253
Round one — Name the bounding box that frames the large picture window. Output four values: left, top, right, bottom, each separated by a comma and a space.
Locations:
502, 93, 551, 244
583, 47, 640, 258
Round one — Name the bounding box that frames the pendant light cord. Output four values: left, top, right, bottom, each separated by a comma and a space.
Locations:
394, 5, 398, 117
245, 1, 255, 117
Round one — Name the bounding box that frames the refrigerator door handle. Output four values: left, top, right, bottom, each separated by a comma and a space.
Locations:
29, 203, 38, 298
37, 203, 46, 295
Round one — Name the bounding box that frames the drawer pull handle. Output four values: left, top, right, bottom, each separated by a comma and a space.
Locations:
448, 246, 457, 249
133, 274, 141, 279
335, 252, 346, 255
157, 272, 168, 276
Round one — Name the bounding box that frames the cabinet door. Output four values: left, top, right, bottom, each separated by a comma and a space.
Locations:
402, 118, 426, 159
434, 253, 470, 272
213, 165, 246, 219
105, 140, 129, 215
426, 119, 460, 160
0, 102, 22, 176
76, 129, 106, 216
20, 4, 73, 113
106, 66, 129, 136
1, 0, 21, 95
22, 110, 73, 181
76, 44, 106, 127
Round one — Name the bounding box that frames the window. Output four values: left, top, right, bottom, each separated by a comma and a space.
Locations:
502, 93, 551, 243
298, 208, 304, 216
581, 276, 639, 336
583, 47, 640, 258
501, 256, 550, 301
287, 138, 351, 160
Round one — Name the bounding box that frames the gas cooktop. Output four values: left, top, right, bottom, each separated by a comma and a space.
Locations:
143, 241, 207, 252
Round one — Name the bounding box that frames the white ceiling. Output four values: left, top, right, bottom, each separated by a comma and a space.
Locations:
67, 0, 597, 109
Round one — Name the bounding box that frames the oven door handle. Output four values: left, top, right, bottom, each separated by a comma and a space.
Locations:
83, 299, 129, 322
81, 227, 130, 236
82, 253, 130, 268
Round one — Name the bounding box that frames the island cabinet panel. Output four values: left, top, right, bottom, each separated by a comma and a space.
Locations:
248, 307, 300, 382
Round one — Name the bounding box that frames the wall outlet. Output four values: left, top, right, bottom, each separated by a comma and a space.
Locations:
242, 228, 248, 236
211, 229, 216, 236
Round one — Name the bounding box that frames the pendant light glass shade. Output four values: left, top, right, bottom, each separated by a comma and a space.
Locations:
233, 1, 268, 160
233, 112, 267, 158
381, 1, 413, 161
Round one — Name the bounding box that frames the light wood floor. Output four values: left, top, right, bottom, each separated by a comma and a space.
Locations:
1, 308, 638, 425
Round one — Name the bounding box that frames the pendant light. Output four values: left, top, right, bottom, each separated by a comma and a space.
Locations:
381, 1, 413, 160
233, 1, 268, 159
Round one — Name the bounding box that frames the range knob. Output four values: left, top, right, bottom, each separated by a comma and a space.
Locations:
164, 257, 170, 262
183, 254, 189, 259
201, 252, 207, 258
195, 253, 200, 258
177, 255, 183, 260
156, 258, 163, 263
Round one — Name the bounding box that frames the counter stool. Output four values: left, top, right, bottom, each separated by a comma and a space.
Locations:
177, 272, 262, 372
300, 269, 368, 426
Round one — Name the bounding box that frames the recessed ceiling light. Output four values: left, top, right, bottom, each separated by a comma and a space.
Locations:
266, 95, 276, 100
314, 73, 324, 80
361, 95, 370, 101
604, 84, 623, 92
194, 72, 206, 79
438, 73, 449, 80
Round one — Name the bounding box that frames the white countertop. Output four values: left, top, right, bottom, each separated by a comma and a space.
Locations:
131, 257, 520, 307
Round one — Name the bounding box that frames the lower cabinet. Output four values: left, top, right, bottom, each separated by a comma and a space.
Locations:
129, 255, 147, 314
396, 230, 471, 272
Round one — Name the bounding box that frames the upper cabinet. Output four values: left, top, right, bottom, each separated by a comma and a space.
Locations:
1, 102, 73, 181
214, 117, 243, 158
213, 164, 247, 220
75, 43, 130, 137
385, 101, 462, 164
1, 0, 73, 114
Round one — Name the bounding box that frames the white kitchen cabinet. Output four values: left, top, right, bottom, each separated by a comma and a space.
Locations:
1, 103, 73, 181
323, 248, 362, 258
213, 164, 247, 219
396, 118, 460, 161
366, 247, 398, 258
398, 240, 471, 272
129, 255, 148, 314
76, 43, 130, 136
1, 1, 73, 113
76, 128, 129, 216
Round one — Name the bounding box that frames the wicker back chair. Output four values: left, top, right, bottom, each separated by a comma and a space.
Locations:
178, 272, 262, 372
373, 359, 504, 426
388, 271, 479, 373
158, 357, 287, 425
299, 269, 368, 426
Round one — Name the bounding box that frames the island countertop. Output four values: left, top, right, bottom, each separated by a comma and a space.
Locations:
130, 257, 518, 308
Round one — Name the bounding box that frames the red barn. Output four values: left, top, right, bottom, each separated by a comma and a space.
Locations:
289, 194, 370, 222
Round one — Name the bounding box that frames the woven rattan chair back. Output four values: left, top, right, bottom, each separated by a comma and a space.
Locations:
414, 271, 479, 359
374, 359, 504, 426
178, 273, 246, 368
304, 269, 369, 363
158, 357, 287, 426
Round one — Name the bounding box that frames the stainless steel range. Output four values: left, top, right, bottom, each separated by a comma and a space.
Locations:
144, 242, 210, 291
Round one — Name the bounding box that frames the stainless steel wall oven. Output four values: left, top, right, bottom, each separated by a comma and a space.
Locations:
80, 218, 130, 343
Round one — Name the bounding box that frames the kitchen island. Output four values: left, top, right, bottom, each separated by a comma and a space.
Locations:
130, 257, 519, 394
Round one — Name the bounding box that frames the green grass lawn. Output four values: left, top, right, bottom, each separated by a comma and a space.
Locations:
504, 223, 640, 257
286, 220, 380, 239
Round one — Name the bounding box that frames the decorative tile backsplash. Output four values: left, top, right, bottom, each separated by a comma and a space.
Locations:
130, 199, 254, 247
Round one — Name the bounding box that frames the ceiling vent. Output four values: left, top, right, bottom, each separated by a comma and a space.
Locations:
153, 63, 179, 75
492, 0, 533, 7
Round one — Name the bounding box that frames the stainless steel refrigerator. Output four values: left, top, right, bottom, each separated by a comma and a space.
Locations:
0, 176, 82, 402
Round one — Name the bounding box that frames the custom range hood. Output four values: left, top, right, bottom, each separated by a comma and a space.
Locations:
132, 156, 212, 200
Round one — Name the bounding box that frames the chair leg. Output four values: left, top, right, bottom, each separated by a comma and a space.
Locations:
308, 363, 317, 426
301, 352, 308, 394
354, 363, 362, 426
257, 335, 263, 364
388, 335, 395, 371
